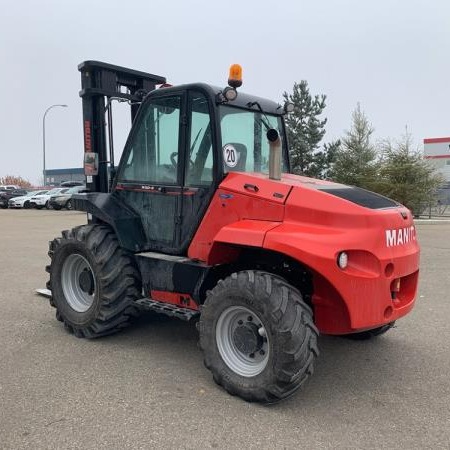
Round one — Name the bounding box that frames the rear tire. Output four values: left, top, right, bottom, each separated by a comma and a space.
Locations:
46, 224, 141, 338
198, 270, 319, 403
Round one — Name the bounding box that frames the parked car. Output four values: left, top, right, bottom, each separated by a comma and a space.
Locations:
8, 190, 48, 209
0, 189, 29, 208
0, 185, 20, 191
60, 181, 84, 187
49, 185, 88, 210
29, 188, 69, 209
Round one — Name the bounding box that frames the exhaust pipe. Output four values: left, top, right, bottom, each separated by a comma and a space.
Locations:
267, 128, 281, 180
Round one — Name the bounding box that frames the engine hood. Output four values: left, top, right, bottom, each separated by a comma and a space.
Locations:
219, 172, 412, 242
221, 172, 400, 211
281, 174, 404, 228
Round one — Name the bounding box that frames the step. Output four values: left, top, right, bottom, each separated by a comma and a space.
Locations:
136, 297, 200, 321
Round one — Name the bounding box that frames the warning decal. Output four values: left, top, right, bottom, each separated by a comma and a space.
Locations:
223, 144, 240, 168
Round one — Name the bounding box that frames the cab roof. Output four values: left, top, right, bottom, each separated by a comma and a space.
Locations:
148, 83, 285, 116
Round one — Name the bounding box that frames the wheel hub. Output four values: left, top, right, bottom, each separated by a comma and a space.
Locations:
61, 253, 96, 313
215, 306, 270, 377
79, 268, 94, 295
233, 322, 263, 355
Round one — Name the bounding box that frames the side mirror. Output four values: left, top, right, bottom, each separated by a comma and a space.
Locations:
84, 152, 98, 176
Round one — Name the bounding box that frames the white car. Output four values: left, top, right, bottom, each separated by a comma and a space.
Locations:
30, 188, 69, 209
8, 190, 48, 209
0, 185, 20, 191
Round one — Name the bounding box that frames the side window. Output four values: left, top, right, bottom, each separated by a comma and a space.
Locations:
220, 107, 285, 174
119, 96, 181, 184
220, 110, 254, 173
185, 92, 214, 186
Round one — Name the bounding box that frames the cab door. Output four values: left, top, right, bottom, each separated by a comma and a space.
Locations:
114, 93, 186, 254
179, 90, 217, 249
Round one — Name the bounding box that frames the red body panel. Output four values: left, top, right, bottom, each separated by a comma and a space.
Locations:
150, 290, 199, 311
188, 173, 288, 263
188, 172, 420, 334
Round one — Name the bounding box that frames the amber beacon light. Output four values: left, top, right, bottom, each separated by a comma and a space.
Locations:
228, 64, 243, 88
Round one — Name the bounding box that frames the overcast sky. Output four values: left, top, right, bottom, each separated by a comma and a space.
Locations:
1, 0, 449, 184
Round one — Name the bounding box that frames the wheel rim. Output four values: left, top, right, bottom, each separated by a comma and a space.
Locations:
216, 306, 269, 377
61, 254, 96, 313
67, 200, 72, 210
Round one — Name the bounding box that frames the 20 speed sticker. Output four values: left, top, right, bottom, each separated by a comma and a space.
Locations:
223, 144, 240, 168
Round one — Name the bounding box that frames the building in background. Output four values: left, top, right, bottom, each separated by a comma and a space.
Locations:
424, 137, 450, 204
44, 168, 84, 186
424, 137, 450, 181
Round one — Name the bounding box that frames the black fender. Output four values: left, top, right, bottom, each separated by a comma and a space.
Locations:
72, 192, 147, 252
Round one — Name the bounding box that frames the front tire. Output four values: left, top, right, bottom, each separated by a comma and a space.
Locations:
24, 200, 30, 209
46, 224, 141, 338
66, 199, 73, 210
199, 271, 319, 403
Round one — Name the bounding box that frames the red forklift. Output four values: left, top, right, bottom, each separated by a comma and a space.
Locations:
45, 61, 420, 403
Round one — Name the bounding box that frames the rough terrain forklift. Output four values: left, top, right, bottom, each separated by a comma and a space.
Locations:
45, 61, 420, 403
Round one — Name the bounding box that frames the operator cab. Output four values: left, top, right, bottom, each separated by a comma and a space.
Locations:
115, 84, 290, 183
113, 78, 290, 254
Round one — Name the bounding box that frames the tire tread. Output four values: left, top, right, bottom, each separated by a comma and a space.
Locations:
47, 224, 141, 338
199, 270, 319, 403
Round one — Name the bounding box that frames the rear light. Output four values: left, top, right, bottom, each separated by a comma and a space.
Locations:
337, 252, 348, 269
335, 250, 381, 277
391, 278, 401, 300
392, 279, 401, 292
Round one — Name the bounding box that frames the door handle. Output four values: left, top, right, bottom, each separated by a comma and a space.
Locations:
244, 183, 259, 192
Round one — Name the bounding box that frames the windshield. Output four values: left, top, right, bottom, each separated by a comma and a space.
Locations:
219, 106, 288, 174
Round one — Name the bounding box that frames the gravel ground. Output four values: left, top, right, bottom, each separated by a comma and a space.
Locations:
0, 209, 449, 449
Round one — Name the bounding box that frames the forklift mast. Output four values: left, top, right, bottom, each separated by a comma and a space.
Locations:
78, 61, 166, 193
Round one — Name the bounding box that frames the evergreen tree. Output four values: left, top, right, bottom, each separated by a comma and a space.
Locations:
309, 139, 341, 180
330, 104, 379, 189
376, 134, 443, 215
283, 81, 329, 176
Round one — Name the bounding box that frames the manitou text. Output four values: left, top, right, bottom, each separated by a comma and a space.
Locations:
386, 226, 416, 247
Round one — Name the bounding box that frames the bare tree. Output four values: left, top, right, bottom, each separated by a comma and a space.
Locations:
0, 175, 32, 188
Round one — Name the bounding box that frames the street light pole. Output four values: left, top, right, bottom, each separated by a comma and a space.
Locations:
43, 104, 68, 185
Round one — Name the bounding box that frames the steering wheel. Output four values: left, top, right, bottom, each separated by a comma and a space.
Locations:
170, 152, 178, 168
170, 152, 195, 170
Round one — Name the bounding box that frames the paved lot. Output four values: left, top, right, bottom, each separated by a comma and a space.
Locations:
0, 210, 449, 449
